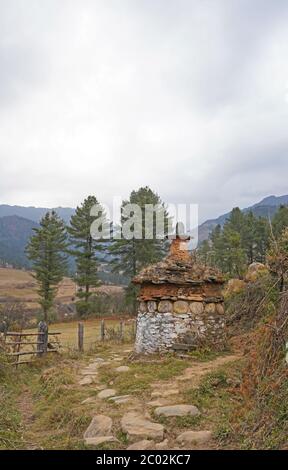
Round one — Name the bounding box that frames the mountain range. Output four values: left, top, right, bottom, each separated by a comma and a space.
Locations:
197, 194, 288, 242
0, 194, 287, 268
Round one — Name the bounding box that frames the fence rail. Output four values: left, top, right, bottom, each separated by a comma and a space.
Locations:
3, 322, 61, 368
2, 318, 136, 366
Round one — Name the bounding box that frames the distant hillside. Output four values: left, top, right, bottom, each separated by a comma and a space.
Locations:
198, 194, 288, 242
1, 196, 288, 265
0, 204, 75, 224
0, 212, 127, 284
0, 215, 39, 268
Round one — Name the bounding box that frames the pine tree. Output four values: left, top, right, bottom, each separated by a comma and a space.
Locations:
210, 224, 226, 270
110, 186, 169, 312
254, 216, 270, 263
68, 196, 107, 313
222, 226, 246, 277
272, 205, 288, 238
197, 239, 211, 265
26, 211, 68, 322
242, 211, 257, 264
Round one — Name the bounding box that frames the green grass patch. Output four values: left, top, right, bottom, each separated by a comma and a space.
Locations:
98, 356, 191, 395
182, 365, 243, 442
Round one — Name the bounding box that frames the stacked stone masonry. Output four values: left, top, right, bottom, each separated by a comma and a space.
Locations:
133, 235, 226, 354
135, 299, 225, 354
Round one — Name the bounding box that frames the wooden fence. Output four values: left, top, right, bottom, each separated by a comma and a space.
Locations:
3, 321, 61, 368
1, 318, 136, 365
77, 319, 136, 352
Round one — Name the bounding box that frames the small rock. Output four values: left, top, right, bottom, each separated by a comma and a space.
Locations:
155, 439, 169, 450
121, 412, 164, 441
115, 366, 130, 372
96, 384, 107, 391
81, 397, 97, 405
109, 395, 131, 404
154, 405, 200, 418
174, 300, 189, 314
87, 362, 100, 369
189, 302, 204, 315
97, 389, 116, 399
80, 370, 98, 376
78, 376, 94, 386
176, 430, 212, 445
85, 436, 116, 446
127, 440, 154, 450
84, 415, 113, 445
158, 300, 173, 313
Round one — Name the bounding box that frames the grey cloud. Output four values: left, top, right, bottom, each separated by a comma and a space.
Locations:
0, 0, 288, 223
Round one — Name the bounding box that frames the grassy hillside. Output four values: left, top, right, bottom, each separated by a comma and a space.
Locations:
0, 268, 124, 313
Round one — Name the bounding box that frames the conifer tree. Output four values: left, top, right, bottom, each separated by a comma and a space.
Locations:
272, 205, 288, 238
110, 186, 169, 311
68, 196, 107, 313
26, 211, 68, 322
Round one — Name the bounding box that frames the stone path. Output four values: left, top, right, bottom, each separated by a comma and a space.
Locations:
79, 352, 239, 450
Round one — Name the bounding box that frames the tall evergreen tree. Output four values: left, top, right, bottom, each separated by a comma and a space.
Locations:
110, 186, 169, 311
272, 205, 288, 238
68, 196, 107, 312
26, 211, 68, 321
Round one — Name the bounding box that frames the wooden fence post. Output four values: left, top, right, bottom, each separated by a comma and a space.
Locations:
15, 332, 22, 370
100, 320, 105, 341
37, 321, 48, 356
78, 322, 84, 352
119, 321, 124, 342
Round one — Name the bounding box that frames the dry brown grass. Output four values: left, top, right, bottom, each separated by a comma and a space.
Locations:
0, 267, 124, 311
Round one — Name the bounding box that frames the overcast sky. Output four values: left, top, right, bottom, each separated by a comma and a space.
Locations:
1, 0, 288, 223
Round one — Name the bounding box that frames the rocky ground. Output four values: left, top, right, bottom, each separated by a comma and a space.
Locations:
76, 347, 240, 450
8, 341, 242, 450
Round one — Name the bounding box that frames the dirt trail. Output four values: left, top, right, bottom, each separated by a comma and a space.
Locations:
78, 350, 242, 450
177, 354, 240, 385
17, 386, 39, 450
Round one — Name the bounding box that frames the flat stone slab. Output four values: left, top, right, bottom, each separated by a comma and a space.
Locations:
155, 439, 169, 450
127, 440, 154, 450
151, 389, 179, 398
115, 366, 130, 372
97, 389, 117, 399
85, 436, 116, 446
80, 370, 99, 376
154, 405, 200, 417
78, 376, 94, 386
121, 412, 164, 441
108, 395, 132, 404
87, 362, 101, 369
176, 430, 212, 445
84, 415, 112, 440
81, 397, 98, 405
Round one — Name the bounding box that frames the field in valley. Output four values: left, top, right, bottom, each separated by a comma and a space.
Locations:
0, 267, 124, 312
